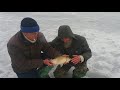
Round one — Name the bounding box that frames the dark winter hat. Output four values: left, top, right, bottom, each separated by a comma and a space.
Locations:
20, 17, 40, 33
58, 25, 75, 39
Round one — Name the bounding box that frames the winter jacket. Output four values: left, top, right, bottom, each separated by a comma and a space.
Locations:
49, 25, 92, 62
7, 31, 60, 73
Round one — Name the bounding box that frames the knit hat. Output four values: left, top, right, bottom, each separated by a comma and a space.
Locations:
20, 17, 40, 33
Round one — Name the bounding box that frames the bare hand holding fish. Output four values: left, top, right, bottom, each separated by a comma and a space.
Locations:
71, 55, 81, 65
43, 59, 54, 66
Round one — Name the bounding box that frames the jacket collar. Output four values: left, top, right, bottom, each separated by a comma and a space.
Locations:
18, 31, 37, 46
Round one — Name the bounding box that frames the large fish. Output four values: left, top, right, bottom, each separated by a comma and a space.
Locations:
38, 55, 71, 78
51, 55, 71, 65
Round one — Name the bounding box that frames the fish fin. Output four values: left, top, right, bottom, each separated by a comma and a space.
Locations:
60, 64, 63, 67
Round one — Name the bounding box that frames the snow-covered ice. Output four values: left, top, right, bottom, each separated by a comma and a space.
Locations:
0, 12, 120, 78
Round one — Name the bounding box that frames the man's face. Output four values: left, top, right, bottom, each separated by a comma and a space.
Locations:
62, 37, 72, 43
22, 32, 38, 41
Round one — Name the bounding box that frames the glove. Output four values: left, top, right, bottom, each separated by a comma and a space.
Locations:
71, 55, 84, 65
43, 59, 54, 66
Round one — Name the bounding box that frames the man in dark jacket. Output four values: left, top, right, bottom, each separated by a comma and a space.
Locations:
7, 17, 61, 78
49, 25, 92, 78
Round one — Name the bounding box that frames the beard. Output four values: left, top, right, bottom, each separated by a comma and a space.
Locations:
64, 39, 72, 48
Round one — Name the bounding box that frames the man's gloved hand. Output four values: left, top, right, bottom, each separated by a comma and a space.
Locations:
71, 55, 84, 65
43, 59, 54, 66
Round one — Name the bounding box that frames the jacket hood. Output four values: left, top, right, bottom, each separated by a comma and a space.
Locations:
58, 25, 75, 39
